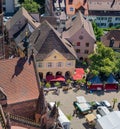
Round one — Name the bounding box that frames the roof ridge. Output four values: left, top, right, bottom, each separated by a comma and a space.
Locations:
0, 57, 19, 63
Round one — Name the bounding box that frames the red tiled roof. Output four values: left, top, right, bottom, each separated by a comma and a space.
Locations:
0, 58, 39, 104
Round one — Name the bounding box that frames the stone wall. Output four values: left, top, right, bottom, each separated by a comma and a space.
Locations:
3, 99, 38, 119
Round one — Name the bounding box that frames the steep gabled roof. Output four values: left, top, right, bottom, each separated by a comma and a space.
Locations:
63, 11, 96, 40
14, 23, 34, 44
6, 7, 40, 31
29, 20, 78, 61
0, 58, 39, 104
40, 16, 57, 28
101, 30, 120, 41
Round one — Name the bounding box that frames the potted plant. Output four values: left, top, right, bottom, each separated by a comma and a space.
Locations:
45, 82, 51, 89
54, 82, 61, 88
66, 79, 72, 87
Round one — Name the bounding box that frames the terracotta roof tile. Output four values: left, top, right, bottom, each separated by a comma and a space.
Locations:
0, 58, 39, 104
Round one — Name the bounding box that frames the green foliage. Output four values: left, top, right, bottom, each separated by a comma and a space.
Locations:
45, 82, 51, 88
54, 82, 61, 87
22, 0, 40, 12
56, 101, 61, 107
89, 42, 117, 77
76, 79, 86, 85
66, 79, 72, 84
92, 22, 104, 41
115, 52, 120, 73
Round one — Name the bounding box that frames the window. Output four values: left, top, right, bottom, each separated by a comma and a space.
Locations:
76, 49, 80, 53
84, 50, 89, 54
66, 61, 73, 67
57, 62, 63, 67
97, 17, 100, 20
108, 17, 112, 22
70, 7, 74, 11
101, 23, 106, 26
38, 62, 43, 68
79, 35, 83, 40
47, 62, 53, 68
86, 42, 89, 47
115, 17, 120, 21
77, 42, 80, 46
108, 17, 112, 20
101, 17, 107, 20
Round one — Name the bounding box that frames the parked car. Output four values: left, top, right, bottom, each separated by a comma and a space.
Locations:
117, 103, 120, 110
89, 101, 101, 109
96, 114, 102, 119
100, 100, 112, 110
97, 106, 110, 116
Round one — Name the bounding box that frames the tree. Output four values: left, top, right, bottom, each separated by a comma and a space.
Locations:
89, 42, 117, 79
114, 52, 120, 74
76, 79, 86, 86
92, 22, 103, 41
22, 0, 40, 12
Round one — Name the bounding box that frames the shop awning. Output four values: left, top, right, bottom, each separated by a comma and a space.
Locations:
72, 68, 85, 80
50, 77, 65, 82
46, 75, 55, 82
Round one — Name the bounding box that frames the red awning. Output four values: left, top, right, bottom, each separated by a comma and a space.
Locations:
50, 77, 65, 82
46, 75, 55, 82
72, 68, 85, 80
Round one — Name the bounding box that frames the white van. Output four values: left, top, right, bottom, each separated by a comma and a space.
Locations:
97, 106, 110, 116
49, 102, 70, 129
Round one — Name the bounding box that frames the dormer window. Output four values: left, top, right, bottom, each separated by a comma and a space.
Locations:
109, 37, 115, 47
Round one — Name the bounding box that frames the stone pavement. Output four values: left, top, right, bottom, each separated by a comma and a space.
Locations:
45, 88, 120, 129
